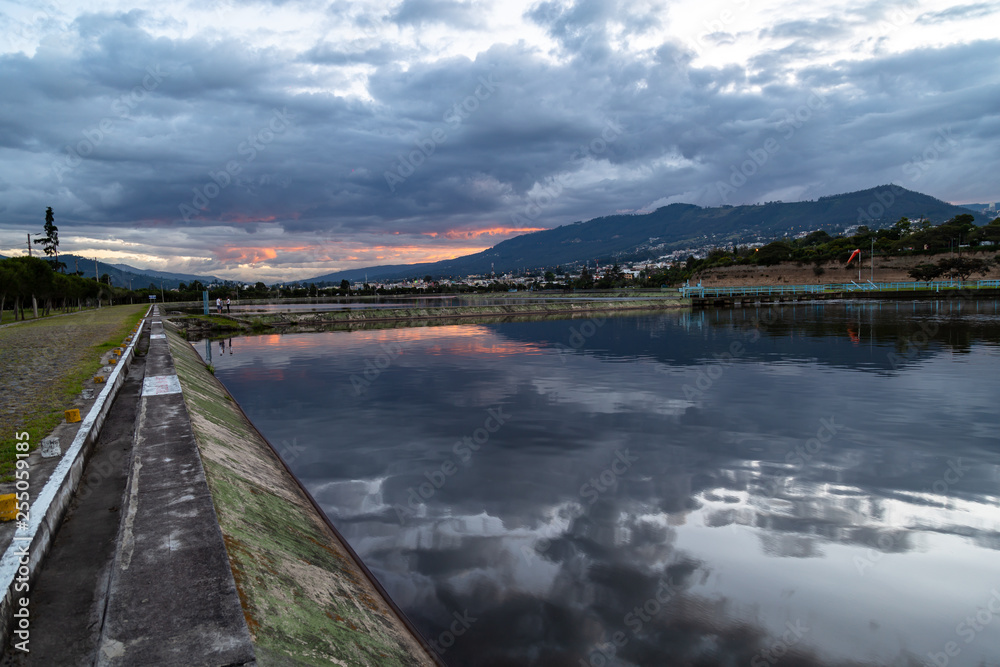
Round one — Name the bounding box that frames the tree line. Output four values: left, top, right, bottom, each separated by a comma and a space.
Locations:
639, 214, 1000, 287
1, 208, 117, 322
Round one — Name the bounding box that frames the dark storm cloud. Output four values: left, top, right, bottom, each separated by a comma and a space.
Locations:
0, 0, 998, 274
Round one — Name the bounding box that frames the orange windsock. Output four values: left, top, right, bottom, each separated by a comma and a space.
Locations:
846, 248, 861, 264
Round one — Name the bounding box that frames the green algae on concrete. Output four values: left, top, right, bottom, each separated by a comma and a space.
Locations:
164, 324, 436, 667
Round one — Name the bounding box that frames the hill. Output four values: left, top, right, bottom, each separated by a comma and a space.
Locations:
57, 254, 223, 289
305, 185, 980, 282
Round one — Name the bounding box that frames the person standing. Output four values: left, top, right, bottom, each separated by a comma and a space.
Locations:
216, 297, 222, 313
226, 296, 231, 313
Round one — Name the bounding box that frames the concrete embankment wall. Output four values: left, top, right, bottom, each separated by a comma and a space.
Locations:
239, 298, 689, 327
163, 322, 437, 667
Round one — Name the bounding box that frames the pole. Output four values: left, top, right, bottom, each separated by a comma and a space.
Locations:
160, 281, 165, 304
870, 237, 874, 282
26, 234, 32, 256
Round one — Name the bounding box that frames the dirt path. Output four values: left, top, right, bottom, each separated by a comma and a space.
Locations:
0, 305, 146, 473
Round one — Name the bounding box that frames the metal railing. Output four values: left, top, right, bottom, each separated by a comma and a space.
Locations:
681, 279, 1000, 299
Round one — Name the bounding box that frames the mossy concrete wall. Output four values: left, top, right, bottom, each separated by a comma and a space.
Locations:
243, 298, 687, 327
164, 325, 436, 667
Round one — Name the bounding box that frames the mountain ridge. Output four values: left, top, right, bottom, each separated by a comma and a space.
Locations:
305, 185, 980, 283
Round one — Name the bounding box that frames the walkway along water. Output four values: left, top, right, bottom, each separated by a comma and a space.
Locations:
1, 305, 436, 665
159, 315, 437, 665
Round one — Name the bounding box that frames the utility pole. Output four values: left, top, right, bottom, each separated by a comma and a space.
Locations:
26, 234, 32, 256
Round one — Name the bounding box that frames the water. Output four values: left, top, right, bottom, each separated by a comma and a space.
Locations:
198, 301, 1000, 666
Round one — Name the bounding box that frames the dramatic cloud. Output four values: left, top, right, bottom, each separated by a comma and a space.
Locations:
0, 0, 997, 280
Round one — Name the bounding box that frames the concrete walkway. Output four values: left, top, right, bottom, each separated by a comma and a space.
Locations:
95, 307, 255, 665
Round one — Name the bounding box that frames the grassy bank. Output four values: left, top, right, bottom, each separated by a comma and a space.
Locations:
0, 304, 146, 479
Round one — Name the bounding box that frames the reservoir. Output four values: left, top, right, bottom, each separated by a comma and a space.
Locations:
198, 301, 1000, 666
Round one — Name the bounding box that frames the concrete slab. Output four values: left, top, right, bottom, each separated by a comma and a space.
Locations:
140, 374, 181, 396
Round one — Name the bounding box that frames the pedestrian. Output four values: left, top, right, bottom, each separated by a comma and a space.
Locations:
216, 297, 222, 314
226, 297, 231, 313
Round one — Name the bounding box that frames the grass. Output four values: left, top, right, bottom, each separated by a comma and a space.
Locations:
0, 305, 146, 480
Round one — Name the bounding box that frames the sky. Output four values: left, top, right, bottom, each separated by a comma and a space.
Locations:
1, 0, 998, 282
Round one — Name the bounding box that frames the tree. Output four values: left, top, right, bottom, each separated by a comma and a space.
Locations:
35, 207, 64, 272
756, 241, 794, 266
0, 261, 13, 323
340, 279, 350, 291
937, 256, 991, 282
4, 256, 53, 319
891, 217, 911, 238
908, 264, 942, 281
